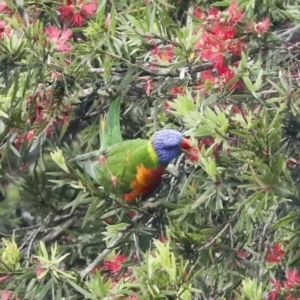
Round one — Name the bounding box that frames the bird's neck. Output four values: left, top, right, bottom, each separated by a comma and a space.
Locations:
147, 140, 159, 164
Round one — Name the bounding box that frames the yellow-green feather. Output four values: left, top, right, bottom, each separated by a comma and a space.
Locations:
147, 141, 158, 163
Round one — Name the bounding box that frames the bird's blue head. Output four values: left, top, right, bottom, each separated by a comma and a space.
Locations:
151, 129, 192, 165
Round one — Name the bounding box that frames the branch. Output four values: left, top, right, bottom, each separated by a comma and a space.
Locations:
15, 0, 29, 26
20, 215, 78, 258
186, 4, 194, 27
43, 216, 78, 243
89, 61, 213, 78
24, 227, 41, 267
80, 213, 144, 278
89, 67, 128, 73
257, 210, 276, 282
198, 204, 243, 251
276, 24, 300, 43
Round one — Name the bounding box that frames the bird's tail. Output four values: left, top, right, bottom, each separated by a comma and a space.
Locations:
71, 97, 122, 182
100, 96, 122, 151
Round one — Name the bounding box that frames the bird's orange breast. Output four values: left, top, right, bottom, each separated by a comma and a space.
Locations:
124, 165, 166, 202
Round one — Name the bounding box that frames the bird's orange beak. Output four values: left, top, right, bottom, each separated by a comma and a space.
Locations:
180, 138, 200, 162
180, 138, 193, 154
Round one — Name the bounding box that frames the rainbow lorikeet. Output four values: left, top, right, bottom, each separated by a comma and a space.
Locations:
94, 129, 195, 202
77, 97, 198, 202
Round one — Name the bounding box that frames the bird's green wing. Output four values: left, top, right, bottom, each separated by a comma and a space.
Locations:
94, 139, 158, 193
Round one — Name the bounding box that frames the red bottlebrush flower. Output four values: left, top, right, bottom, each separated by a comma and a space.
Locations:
0, 3, 11, 17
71, 12, 85, 26
58, 0, 98, 27
207, 7, 220, 18
0, 2, 7, 12
164, 100, 171, 111
268, 277, 282, 300
266, 243, 285, 263
227, 1, 243, 23
195, 31, 216, 50
81, 0, 98, 17
99, 155, 106, 164
145, 79, 153, 96
185, 146, 200, 162
270, 277, 283, 290
286, 157, 300, 168
196, 40, 226, 69
199, 70, 217, 86
230, 105, 245, 115
25, 130, 35, 142
192, 2, 247, 94
0, 2, 12, 15
111, 176, 118, 187
128, 211, 137, 218
161, 46, 174, 63
35, 263, 44, 279
254, 18, 271, 34
170, 86, 185, 96
0, 275, 9, 283
151, 44, 160, 56
235, 250, 249, 259
103, 255, 127, 273
215, 61, 229, 76
286, 160, 294, 168
0, 20, 11, 38
267, 290, 278, 300
51, 71, 63, 80
151, 44, 174, 63
200, 137, 215, 146
210, 24, 235, 40
0, 290, 19, 300
158, 235, 168, 243
227, 39, 245, 56
13, 130, 36, 149
57, 3, 74, 20
45, 25, 72, 52
285, 269, 300, 289
194, 7, 205, 19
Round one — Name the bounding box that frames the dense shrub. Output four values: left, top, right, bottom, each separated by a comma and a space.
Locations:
1, 0, 300, 299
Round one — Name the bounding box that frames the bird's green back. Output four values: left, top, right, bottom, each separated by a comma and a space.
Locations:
95, 139, 159, 193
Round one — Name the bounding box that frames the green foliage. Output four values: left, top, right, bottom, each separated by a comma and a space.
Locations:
234, 278, 265, 300
1, 0, 300, 299
130, 240, 200, 299
0, 237, 20, 272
